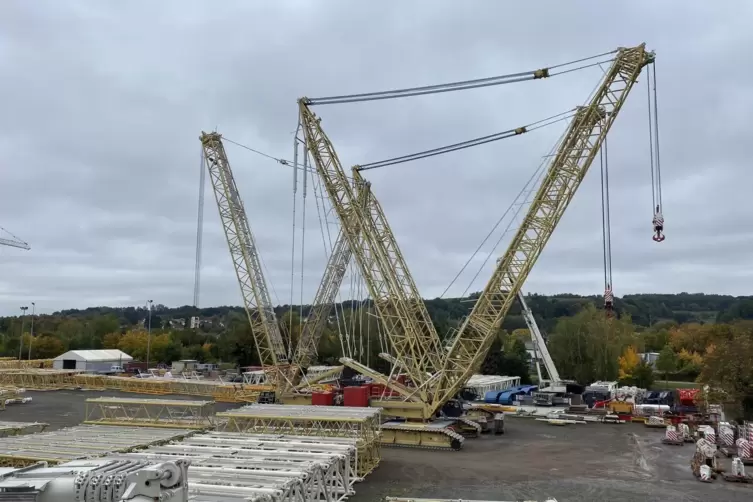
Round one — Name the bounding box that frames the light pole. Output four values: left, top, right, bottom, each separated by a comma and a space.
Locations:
28, 302, 35, 360
18, 306, 28, 365
146, 300, 153, 369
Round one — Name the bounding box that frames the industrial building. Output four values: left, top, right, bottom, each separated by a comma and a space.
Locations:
52, 349, 133, 372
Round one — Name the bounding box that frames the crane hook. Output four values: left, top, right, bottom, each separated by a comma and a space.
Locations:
604, 283, 614, 318
652, 205, 665, 242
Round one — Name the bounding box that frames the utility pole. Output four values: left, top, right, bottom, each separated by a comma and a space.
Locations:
18, 306, 28, 366
28, 302, 35, 360
146, 300, 153, 369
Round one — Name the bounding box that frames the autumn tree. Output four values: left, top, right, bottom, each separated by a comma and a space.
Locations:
618, 346, 641, 381
548, 305, 635, 384
698, 321, 753, 420
655, 345, 677, 387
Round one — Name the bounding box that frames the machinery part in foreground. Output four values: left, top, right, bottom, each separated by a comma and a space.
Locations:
0, 458, 190, 502
380, 420, 466, 451
200, 132, 289, 384
386, 498, 558, 502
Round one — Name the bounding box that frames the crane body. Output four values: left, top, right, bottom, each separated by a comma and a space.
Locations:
297, 44, 655, 449
200, 132, 289, 385
298, 106, 445, 403
288, 181, 372, 390
431, 45, 654, 414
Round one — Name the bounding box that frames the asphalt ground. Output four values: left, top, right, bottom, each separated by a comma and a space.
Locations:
2, 391, 750, 501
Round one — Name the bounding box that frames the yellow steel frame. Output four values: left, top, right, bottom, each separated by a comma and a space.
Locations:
300, 44, 654, 421
298, 105, 444, 401
200, 132, 289, 381
83, 397, 216, 429
217, 408, 381, 477
290, 183, 371, 387
432, 45, 654, 412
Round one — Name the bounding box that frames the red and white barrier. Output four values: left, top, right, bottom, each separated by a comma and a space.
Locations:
736, 438, 751, 459
719, 423, 734, 446
664, 425, 680, 442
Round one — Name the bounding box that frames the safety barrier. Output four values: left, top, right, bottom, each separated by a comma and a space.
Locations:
83, 397, 216, 429
217, 404, 382, 477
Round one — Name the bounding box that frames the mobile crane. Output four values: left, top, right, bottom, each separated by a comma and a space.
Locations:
300, 44, 655, 449
200, 132, 290, 387
0, 227, 30, 250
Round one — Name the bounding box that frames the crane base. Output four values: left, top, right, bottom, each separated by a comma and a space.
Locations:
380, 420, 466, 450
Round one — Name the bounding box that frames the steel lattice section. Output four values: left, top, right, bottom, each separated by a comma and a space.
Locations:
83, 397, 216, 429
200, 132, 288, 374
298, 104, 442, 400
216, 404, 381, 477
433, 45, 654, 411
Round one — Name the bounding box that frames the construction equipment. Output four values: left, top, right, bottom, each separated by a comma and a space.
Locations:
0, 227, 30, 250
300, 44, 655, 449
199, 132, 289, 386
0, 458, 190, 501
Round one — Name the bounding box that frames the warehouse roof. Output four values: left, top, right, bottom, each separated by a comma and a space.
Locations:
54, 349, 133, 362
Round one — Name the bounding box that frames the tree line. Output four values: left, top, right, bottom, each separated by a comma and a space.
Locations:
0, 292, 750, 418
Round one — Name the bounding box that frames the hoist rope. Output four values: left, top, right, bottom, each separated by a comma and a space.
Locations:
646, 64, 657, 211
600, 136, 613, 289
651, 63, 663, 211
193, 146, 206, 308
357, 108, 576, 171
441, 116, 571, 299
299, 147, 309, 328
306, 50, 618, 105
288, 139, 299, 357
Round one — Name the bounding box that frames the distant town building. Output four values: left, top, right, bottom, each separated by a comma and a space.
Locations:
639, 352, 660, 368
169, 318, 186, 329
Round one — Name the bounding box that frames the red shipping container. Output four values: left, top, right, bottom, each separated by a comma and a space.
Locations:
311, 391, 334, 406
343, 386, 369, 407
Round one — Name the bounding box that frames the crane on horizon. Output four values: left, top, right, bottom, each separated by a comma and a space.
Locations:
0, 227, 30, 251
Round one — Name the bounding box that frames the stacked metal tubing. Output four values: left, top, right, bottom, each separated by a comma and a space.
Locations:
0, 369, 269, 402
217, 404, 382, 477
0, 424, 194, 467
83, 397, 216, 429
110, 431, 359, 502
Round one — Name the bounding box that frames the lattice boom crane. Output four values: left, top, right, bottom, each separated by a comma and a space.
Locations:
297, 105, 445, 402
199, 132, 288, 378
432, 45, 655, 412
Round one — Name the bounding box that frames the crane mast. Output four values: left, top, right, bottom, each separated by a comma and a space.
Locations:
517, 291, 561, 386
298, 103, 445, 400
199, 132, 288, 378
432, 45, 654, 411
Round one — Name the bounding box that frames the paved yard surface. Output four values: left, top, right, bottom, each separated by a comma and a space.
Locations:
3, 392, 751, 501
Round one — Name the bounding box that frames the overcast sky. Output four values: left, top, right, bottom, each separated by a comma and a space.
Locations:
1, 1, 750, 316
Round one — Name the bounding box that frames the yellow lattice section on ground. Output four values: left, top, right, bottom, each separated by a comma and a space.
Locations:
0, 421, 48, 438
84, 397, 216, 429
0, 369, 81, 390
0, 424, 195, 467
0, 359, 52, 369
217, 404, 382, 477
0, 370, 269, 403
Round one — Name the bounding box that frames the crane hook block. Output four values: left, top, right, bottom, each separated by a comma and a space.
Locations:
533, 68, 550, 79
515, 127, 527, 135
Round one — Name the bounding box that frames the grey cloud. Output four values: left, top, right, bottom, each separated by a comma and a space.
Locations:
0, 0, 751, 315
